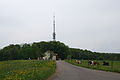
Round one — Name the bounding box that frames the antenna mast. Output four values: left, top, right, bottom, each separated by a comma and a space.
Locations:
53, 15, 56, 41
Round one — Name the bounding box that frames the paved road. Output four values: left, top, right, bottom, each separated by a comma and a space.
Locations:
49, 61, 120, 80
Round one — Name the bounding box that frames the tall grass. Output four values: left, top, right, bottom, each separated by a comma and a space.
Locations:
66, 60, 120, 73
0, 60, 56, 80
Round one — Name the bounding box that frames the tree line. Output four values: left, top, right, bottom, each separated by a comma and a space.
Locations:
70, 48, 120, 61
0, 41, 69, 61
0, 41, 120, 61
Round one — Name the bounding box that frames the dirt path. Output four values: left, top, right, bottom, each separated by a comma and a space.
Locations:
49, 61, 120, 80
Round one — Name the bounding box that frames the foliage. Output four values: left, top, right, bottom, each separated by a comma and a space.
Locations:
0, 41, 70, 61
0, 60, 56, 80
70, 48, 120, 61
0, 41, 120, 61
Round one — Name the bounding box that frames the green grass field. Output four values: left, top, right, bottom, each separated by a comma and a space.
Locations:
66, 59, 120, 73
0, 60, 56, 80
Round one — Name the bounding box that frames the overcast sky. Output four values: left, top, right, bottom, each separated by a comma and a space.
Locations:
0, 0, 120, 53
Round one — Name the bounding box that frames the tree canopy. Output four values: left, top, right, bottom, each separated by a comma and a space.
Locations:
0, 41, 70, 60
0, 41, 120, 61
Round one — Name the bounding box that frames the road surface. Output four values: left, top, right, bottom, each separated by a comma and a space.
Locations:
49, 61, 120, 80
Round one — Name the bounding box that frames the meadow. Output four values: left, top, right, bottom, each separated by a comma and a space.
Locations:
66, 59, 120, 73
0, 60, 56, 80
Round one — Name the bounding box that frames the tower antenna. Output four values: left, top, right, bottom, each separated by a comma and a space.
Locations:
53, 14, 56, 41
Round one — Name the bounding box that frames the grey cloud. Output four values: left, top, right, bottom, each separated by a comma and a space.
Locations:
0, 0, 120, 53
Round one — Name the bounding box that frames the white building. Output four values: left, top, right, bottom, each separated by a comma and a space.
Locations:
43, 51, 56, 60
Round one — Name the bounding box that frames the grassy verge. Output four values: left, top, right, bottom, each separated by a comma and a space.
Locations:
65, 59, 120, 73
0, 60, 56, 80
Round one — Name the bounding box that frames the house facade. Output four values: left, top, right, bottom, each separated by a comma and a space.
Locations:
43, 51, 57, 60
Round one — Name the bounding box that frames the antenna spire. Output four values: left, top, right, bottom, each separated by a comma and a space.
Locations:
53, 14, 56, 41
